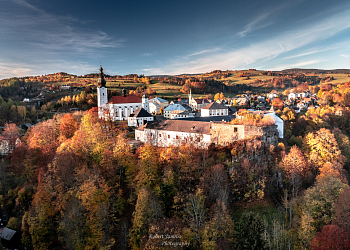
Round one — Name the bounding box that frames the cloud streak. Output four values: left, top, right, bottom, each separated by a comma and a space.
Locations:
237, 12, 274, 37
149, 7, 350, 75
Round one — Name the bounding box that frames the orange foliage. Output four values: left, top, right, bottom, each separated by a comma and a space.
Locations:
310, 225, 350, 250
316, 162, 347, 184
59, 113, 79, 139
282, 145, 308, 177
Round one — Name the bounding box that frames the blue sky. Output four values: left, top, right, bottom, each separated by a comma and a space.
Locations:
0, 0, 350, 79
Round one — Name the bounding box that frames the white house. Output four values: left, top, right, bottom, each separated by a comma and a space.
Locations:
257, 96, 265, 102
0, 137, 21, 155
164, 104, 189, 119
149, 102, 161, 114
288, 92, 298, 100
268, 90, 278, 100
297, 91, 311, 99
170, 110, 195, 119
61, 85, 71, 90
201, 102, 229, 117
128, 107, 154, 127
263, 112, 284, 139
149, 97, 169, 109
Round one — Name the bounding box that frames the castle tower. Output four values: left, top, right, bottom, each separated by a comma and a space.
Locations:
97, 66, 108, 108
142, 94, 149, 113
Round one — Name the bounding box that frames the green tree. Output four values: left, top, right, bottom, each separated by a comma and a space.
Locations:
234, 212, 266, 250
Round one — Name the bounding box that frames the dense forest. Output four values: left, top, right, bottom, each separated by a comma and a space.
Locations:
1, 80, 350, 249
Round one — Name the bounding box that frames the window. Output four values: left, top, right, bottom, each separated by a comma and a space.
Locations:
159, 133, 162, 137
234, 127, 238, 133
168, 134, 170, 139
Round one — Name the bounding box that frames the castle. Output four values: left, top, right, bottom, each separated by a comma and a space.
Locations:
135, 119, 279, 148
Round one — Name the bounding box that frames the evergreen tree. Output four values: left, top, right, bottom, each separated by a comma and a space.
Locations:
234, 212, 266, 250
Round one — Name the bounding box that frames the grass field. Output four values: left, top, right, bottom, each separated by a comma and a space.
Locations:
321, 74, 350, 84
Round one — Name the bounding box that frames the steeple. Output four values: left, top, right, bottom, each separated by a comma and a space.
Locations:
98, 65, 106, 87
189, 88, 193, 101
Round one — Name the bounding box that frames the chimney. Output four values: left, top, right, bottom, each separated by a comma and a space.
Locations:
122, 89, 126, 97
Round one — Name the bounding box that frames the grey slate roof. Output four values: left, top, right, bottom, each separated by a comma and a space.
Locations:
144, 120, 211, 134
0, 227, 16, 240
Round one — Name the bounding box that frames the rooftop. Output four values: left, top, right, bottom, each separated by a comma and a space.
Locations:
202, 102, 229, 110
108, 95, 142, 104
143, 119, 211, 134
129, 107, 153, 118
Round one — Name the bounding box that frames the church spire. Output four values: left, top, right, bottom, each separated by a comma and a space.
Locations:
98, 65, 106, 87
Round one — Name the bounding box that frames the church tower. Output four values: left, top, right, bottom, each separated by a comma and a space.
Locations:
97, 66, 108, 108
142, 94, 149, 113
188, 88, 193, 107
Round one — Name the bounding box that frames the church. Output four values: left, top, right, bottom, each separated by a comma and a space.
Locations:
97, 67, 153, 123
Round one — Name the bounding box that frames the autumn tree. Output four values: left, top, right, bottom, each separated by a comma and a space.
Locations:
281, 145, 308, 198
271, 97, 284, 110
333, 187, 350, 235
303, 128, 346, 169
2, 123, 20, 150
310, 225, 350, 250
59, 113, 79, 139
303, 177, 347, 232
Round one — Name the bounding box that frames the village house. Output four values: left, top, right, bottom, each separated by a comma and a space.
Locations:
164, 104, 191, 119
268, 90, 278, 100
170, 110, 195, 119
0, 137, 21, 155
288, 92, 298, 100
149, 102, 161, 114
149, 97, 169, 109
201, 102, 229, 117
128, 107, 154, 127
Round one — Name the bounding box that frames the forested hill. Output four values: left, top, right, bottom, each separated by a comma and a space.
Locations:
1, 81, 350, 248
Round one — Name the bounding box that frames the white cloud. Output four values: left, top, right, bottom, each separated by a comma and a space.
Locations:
148, 8, 350, 75
268, 60, 323, 71
237, 13, 274, 37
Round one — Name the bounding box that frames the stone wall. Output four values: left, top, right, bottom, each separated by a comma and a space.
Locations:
210, 122, 279, 147
210, 123, 245, 146
244, 125, 279, 147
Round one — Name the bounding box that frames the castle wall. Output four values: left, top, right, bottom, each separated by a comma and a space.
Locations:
210, 123, 279, 146
210, 123, 245, 146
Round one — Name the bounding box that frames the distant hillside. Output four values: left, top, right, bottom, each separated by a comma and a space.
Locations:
280, 68, 350, 74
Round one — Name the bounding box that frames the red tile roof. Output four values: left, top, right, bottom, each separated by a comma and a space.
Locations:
194, 98, 209, 104
108, 95, 142, 104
